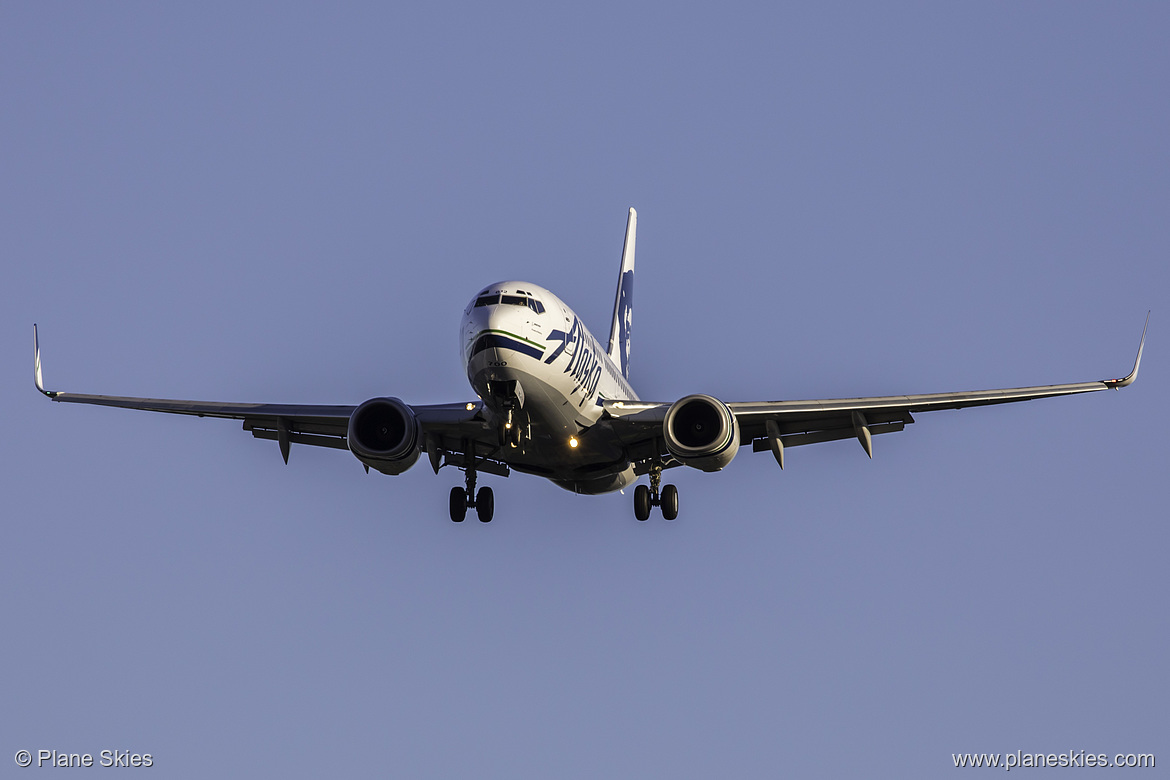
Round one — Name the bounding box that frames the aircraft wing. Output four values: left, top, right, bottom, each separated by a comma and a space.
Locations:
603, 315, 1146, 468
33, 325, 504, 472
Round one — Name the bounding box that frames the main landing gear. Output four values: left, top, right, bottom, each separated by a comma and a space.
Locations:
633, 466, 678, 522
450, 465, 494, 523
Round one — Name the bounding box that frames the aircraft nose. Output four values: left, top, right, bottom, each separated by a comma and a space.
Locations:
466, 304, 490, 331
485, 303, 522, 333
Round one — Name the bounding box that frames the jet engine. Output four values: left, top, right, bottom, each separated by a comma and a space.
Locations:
663, 394, 740, 472
347, 397, 421, 475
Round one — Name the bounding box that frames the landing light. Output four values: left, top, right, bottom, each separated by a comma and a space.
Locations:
465, 402, 475, 411
569, 437, 579, 449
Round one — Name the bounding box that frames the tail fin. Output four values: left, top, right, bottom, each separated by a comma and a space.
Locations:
606, 208, 636, 380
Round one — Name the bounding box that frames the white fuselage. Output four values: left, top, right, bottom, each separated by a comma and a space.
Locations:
460, 281, 640, 493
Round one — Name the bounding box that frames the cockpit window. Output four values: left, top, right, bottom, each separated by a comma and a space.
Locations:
475, 293, 545, 313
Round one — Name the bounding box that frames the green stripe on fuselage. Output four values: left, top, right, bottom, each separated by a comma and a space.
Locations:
480, 329, 546, 352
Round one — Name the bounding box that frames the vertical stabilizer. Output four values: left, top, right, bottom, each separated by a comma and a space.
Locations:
606, 208, 636, 380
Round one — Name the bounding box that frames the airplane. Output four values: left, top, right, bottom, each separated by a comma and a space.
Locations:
34, 208, 1146, 523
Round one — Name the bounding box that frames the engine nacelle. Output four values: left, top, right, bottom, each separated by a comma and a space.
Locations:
347, 397, 421, 475
663, 394, 740, 472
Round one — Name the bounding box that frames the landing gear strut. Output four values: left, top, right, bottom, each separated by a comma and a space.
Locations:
501, 405, 522, 448
449, 448, 494, 523
633, 465, 678, 521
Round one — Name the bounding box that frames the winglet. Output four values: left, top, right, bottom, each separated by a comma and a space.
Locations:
33, 324, 56, 398
1103, 312, 1148, 389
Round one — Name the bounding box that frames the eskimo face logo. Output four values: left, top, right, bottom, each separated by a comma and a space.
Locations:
544, 316, 602, 405
616, 269, 633, 378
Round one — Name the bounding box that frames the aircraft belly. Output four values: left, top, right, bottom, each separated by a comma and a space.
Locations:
550, 466, 637, 495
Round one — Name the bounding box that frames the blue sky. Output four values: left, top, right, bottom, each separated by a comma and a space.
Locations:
3, 3, 1166, 777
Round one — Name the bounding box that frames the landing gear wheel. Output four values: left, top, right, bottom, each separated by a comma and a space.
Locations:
449, 486, 467, 522
661, 484, 679, 521
634, 485, 651, 521
476, 486, 494, 523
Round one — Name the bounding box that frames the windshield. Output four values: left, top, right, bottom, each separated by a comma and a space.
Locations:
475, 293, 545, 313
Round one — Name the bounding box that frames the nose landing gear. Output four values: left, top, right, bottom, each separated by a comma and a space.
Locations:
499, 405, 527, 449
633, 466, 678, 521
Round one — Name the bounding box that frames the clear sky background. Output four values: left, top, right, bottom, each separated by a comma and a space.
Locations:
3, 3, 1166, 777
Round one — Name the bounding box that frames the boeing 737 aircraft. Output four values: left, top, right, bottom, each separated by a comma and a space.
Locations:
34, 208, 1145, 522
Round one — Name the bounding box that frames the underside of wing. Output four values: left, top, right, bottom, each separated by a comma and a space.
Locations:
33, 324, 504, 473
601, 315, 1146, 467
